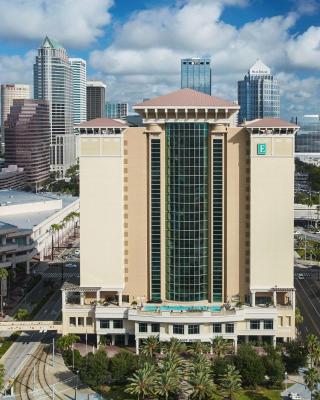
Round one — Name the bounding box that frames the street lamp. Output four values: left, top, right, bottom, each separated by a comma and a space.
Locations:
285, 371, 288, 391
74, 369, 79, 400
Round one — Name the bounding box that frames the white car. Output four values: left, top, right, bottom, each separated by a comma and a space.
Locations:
65, 263, 77, 268
74, 249, 80, 256
288, 392, 302, 400
294, 231, 302, 235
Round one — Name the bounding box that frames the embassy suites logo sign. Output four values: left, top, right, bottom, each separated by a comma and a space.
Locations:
257, 143, 267, 155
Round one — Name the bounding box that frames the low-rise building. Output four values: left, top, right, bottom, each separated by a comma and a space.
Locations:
0, 165, 26, 190
0, 190, 79, 273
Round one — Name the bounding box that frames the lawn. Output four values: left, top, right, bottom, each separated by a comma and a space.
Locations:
235, 388, 282, 400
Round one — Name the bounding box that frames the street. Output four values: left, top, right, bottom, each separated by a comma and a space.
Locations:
1, 289, 61, 391
295, 265, 320, 337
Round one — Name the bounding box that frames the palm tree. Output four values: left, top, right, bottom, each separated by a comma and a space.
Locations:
212, 336, 230, 358
0, 268, 8, 317
51, 223, 64, 250
155, 369, 180, 400
220, 364, 242, 400
161, 351, 185, 375
188, 369, 215, 400
295, 307, 304, 327
191, 353, 212, 374
125, 363, 157, 399
306, 335, 320, 367
56, 333, 80, 352
188, 341, 211, 355
140, 335, 160, 359
304, 367, 320, 400
162, 337, 186, 355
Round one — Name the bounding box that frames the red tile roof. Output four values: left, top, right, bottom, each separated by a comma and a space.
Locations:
77, 118, 127, 128
134, 88, 238, 108
245, 118, 298, 128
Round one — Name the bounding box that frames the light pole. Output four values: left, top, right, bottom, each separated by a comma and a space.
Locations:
285, 371, 288, 391
33, 360, 36, 391
74, 369, 79, 400
72, 343, 74, 370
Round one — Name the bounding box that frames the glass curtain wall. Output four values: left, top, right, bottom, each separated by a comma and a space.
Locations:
166, 123, 209, 301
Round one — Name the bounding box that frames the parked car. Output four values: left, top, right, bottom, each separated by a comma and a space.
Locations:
74, 249, 80, 256
294, 231, 302, 235
288, 393, 301, 400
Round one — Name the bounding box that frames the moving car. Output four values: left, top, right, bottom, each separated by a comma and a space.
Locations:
65, 263, 77, 268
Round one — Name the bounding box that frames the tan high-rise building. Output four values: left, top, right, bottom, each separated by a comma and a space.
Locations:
1, 84, 30, 126
62, 89, 298, 350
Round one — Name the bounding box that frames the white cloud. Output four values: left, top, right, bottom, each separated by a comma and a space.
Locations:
89, 0, 320, 119
0, 51, 35, 85
0, 0, 113, 48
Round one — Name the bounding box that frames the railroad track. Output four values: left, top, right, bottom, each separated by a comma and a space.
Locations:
14, 342, 65, 400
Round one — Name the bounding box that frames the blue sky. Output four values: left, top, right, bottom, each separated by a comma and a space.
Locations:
0, 0, 320, 119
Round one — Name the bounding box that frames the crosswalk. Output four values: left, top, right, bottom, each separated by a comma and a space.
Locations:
38, 272, 80, 278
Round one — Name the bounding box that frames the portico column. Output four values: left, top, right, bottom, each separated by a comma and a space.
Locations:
291, 290, 296, 309
251, 290, 256, 307
118, 291, 123, 307
62, 290, 66, 307
80, 292, 85, 306
96, 290, 100, 302
111, 335, 115, 346
273, 336, 277, 348
233, 338, 238, 353
135, 338, 140, 355
273, 290, 277, 306
125, 334, 129, 346
26, 261, 30, 275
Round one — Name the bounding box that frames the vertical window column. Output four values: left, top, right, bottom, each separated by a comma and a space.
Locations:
212, 138, 223, 302
150, 139, 161, 301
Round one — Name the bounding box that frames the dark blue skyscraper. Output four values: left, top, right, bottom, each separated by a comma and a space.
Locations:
238, 59, 280, 123
181, 58, 211, 95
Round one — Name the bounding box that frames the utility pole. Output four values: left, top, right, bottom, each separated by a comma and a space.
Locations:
33, 360, 35, 391
52, 337, 55, 367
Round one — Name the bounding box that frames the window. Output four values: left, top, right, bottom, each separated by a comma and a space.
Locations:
139, 323, 148, 333
188, 324, 200, 334
278, 316, 283, 327
225, 323, 234, 333
100, 319, 109, 329
287, 316, 291, 327
113, 320, 123, 329
250, 320, 260, 330
173, 324, 184, 334
151, 323, 160, 333
69, 317, 76, 326
86, 317, 93, 326
263, 320, 273, 330
212, 323, 222, 333
78, 317, 84, 326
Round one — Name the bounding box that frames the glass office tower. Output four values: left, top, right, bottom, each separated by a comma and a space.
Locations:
295, 115, 320, 153
34, 36, 75, 177
238, 59, 280, 123
181, 58, 212, 95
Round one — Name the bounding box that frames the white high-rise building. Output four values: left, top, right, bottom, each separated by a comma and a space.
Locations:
70, 58, 87, 125
34, 36, 75, 177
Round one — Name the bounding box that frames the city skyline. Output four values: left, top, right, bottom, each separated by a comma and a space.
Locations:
0, 0, 319, 119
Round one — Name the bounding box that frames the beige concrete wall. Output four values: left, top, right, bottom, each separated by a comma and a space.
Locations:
123, 128, 149, 301
80, 136, 124, 289
250, 135, 294, 289
225, 127, 249, 301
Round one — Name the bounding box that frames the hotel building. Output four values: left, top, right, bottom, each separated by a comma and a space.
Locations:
62, 88, 297, 351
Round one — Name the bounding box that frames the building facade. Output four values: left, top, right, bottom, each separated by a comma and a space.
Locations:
1, 84, 30, 126
34, 36, 75, 177
5, 99, 50, 188
238, 59, 280, 123
70, 58, 87, 125
181, 58, 211, 95
105, 102, 128, 119
0, 165, 26, 190
295, 115, 320, 165
86, 81, 106, 121
62, 88, 297, 350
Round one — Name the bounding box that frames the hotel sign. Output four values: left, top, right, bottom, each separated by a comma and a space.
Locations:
257, 143, 266, 155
